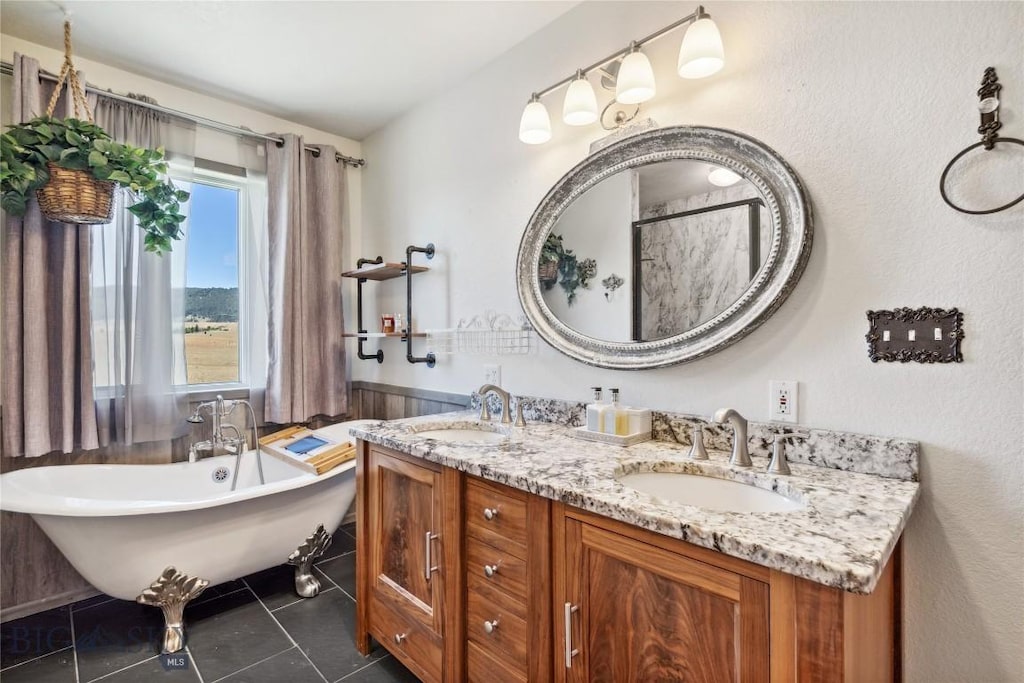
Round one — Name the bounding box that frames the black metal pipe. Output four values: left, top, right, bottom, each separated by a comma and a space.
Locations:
405, 243, 436, 367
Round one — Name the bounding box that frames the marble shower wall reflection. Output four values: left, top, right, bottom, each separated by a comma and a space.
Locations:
638, 183, 767, 340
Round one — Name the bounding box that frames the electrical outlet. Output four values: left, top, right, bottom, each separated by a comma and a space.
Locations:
483, 364, 501, 386
769, 380, 798, 423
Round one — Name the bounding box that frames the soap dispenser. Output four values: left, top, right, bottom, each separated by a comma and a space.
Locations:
586, 387, 605, 432
603, 388, 629, 436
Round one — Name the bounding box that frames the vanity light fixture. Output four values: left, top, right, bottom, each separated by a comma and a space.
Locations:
563, 70, 599, 126
518, 5, 725, 144
519, 93, 552, 144
615, 42, 656, 105
708, 167, 742, 186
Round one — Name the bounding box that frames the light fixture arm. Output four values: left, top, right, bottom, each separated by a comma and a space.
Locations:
532, 5, 709, 100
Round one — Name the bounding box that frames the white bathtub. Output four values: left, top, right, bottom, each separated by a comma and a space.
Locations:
0, 420, 374, 602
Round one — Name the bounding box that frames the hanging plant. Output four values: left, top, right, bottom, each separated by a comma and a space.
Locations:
539, 232, 566, 287
560, 256, 598, 305
0, 22, 188, 254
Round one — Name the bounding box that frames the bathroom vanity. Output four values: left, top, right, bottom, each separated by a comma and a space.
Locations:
352, 413, 918, 682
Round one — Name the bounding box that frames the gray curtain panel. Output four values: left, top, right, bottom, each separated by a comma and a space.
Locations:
1, 54, 99, 457
265, 135, 347, 423
89, 95, 196, 445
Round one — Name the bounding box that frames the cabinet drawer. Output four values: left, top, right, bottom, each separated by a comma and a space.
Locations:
467, 640, 527, 683
465, 478, 528, 557
466, 535, 527, 600
369, 592, 442, 683
466, 578, 528, 668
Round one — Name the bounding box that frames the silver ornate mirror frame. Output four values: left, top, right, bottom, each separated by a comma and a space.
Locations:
516, 126, 813, 369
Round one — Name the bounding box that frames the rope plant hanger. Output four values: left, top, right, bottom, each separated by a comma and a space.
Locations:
0, 20, 190, 253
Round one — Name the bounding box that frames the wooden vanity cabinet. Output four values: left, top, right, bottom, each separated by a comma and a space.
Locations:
356, 445, 463, 682
357, 443, 900, 683
553, 503, 900, 683
555, 504, 770, 683
463, 477, 552, 683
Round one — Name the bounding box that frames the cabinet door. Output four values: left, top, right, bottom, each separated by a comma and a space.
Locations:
559, 517, 769, 683
368, 448, 444, 635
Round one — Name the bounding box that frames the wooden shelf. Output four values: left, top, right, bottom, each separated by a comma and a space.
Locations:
342, 332, 427, 338
342, 263, 428, 281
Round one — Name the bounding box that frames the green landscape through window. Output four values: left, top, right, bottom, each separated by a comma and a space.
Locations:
184, 181, 240, 385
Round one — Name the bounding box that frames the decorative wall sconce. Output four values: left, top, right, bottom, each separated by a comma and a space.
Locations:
518, 5, 725, 144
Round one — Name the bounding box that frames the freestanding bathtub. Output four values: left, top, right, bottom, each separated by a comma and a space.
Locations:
0, 419, 374, 651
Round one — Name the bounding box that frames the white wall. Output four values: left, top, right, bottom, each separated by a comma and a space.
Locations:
358, 2, 1024, 680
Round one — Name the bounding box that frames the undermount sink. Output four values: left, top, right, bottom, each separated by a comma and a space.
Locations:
410, 422, 510, 445
616, 471, 805, 513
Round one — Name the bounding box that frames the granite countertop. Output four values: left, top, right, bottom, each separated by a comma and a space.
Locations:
350, 412, 920, 594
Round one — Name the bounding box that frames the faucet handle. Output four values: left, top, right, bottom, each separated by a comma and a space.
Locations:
767, 431, 809, 475
479, 400, 492, 422
513, 399, 526, 428
688, 424, 709, 460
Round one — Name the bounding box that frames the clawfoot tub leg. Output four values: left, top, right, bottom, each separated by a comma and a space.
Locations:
136, 567, 210, 654
287, 524, 333, 598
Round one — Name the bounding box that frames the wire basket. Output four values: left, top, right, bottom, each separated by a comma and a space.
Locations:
37, 163, 116, 224
427, 311, 536, 356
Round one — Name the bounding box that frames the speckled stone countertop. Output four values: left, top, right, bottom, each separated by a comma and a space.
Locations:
350, 412, 919, 594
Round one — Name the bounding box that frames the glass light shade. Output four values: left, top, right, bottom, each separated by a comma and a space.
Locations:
563, 76, 598, 126
708, 167, 742, 187
519, 99, 551, 145
678, 17, 725, 79
615, 50, 656, 104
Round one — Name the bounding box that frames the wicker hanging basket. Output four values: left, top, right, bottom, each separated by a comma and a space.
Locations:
35, 21, 118, 224
37, 163, 116, 224
538, 259, 559, 284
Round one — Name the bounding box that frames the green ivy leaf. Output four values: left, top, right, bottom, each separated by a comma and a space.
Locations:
88, 150, 108, 167
107, 170, 132, 184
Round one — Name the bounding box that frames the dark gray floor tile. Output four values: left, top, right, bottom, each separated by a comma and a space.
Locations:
71, 594, 116, 612
190, 579, 247, 607
341, 522, 356, 537
94, 653, 202, 682
339, 655, 419, 682
184, 588, 292, 682
243, 564, 309, 611
1, 605, 73, 669
0, 647, 76, 683
73, 600, 165, 682
273, 588, 383, 681
317, 526, 357, 562
217, 646, 324, 683
316, 552, 356, 598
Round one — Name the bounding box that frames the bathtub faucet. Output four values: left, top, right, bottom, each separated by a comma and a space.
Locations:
186, 396, 265, 490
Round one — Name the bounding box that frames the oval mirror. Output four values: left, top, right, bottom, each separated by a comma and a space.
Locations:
516, 126, 813, 369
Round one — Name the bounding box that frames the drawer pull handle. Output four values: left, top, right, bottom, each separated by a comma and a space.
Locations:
394, 633, 407, 645
483, 619, 499, 634
564, 602, 580, 668
483, 507, 499, 521
483, 563, 500, 578
424, 531, 439, 581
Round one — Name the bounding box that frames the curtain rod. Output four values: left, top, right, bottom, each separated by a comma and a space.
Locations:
0, 60, 366, 168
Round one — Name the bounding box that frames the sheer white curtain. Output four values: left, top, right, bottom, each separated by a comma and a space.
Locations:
90, 96, 196, 445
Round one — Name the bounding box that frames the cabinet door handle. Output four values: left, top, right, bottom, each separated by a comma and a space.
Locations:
483, 563, 500, 578
483, 619, 499, 634
424, 531, 439, 581
564, 602, 580, 668
394, 633, 407, 645
483, 507, 499, 520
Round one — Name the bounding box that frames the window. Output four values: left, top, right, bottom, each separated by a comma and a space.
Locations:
182, 171, 243, 386
90, 164, 262, 397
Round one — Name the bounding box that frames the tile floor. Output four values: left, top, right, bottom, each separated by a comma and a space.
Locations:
0, 523, 418, 682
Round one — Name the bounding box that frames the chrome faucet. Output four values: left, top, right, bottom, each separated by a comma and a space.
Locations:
477, 384, 526, 427
186, 395, 265, 490
713, 408, 752, 467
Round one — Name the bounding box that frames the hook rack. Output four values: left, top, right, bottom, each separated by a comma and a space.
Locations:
940, 67, 1024, 215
